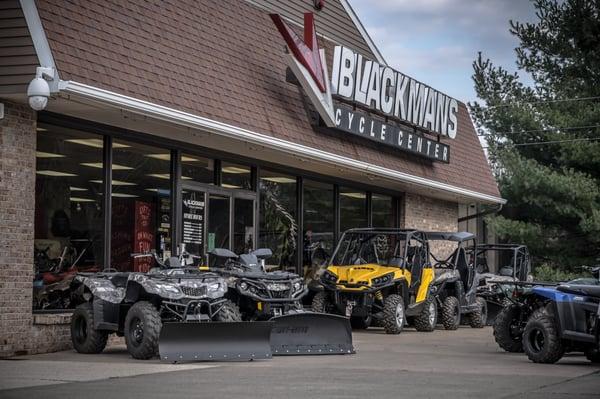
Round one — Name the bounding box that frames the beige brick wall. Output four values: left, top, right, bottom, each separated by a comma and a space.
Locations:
401, 193, 458, 260
0, 101, 36, 357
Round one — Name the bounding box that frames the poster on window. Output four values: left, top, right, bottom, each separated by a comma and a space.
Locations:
182, 191, 204, 256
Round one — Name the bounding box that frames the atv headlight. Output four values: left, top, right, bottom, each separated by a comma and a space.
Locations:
371, 273, 394, 286
293, 281, 302, 292
239, 281, 249, 291
321, 270, 338, 284
144, 280, 184, 300
206, 281, 226, 299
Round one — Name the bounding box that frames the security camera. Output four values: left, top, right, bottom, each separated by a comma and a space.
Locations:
27, 67, 55, 111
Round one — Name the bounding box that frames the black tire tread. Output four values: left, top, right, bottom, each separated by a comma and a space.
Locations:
382, 294, 404, 335
414, 296, 437, 332
523, 308, 564, 364
585, 348, 600, 363
124, 301, 162, 360
468, 297, 487, 328
215, 300, 242, 322
311, 291, 331, 313
493, 304, 524, 353
441, 296, 460, 330
71, 302, 108, 354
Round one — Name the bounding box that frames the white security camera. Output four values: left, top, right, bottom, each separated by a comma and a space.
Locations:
27, 67, 55, 111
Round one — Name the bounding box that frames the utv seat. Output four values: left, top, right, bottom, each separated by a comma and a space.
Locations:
556, 284, 600, 298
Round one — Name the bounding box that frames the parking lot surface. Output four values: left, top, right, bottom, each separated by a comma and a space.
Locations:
1, 326, 598, 398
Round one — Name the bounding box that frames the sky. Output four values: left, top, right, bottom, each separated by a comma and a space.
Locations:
349, 0, 538, 104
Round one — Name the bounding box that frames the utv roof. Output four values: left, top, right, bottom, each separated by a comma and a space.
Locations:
343, 228, 419, 234
476, 244, 528, 251
426, 231, 475, 242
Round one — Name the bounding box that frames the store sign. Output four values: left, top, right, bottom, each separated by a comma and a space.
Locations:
334, 105, 449, 162
182, 193, 204, 247
270, 12, 456, 162
331, 46, 458, 139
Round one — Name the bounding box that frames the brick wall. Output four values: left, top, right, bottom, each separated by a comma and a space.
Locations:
401, 193, 458, 259
0, 101, 36, 357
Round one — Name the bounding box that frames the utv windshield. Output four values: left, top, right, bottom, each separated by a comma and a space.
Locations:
331, 232, 409, 267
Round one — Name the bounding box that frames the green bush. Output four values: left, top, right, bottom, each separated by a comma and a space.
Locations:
533, 264, 584, 283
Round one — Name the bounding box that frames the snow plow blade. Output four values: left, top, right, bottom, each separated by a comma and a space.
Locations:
159, 321, 273, 363
270, 313, 354, 356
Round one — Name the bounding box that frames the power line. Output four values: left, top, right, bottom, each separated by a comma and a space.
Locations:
482, 136, 600, 149
483, 96, 600, 109
478, 123, 600, 137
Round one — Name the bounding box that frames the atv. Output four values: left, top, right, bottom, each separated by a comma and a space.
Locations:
426, 231, 487, 330
69, 247, 272, 362
311, 228, 438, 334
493, 266, 600, 356
208, 247, 354, 355
475, 244, 532, 324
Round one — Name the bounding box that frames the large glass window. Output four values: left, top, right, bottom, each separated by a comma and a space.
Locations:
221, 162, 252, 190
233, 198, 254, 254
34, 124, 105, 310
303, 180, 334, 278
372, 194, 395, 228
110, 140, 172, 272
339, 187, 367, 233
182, 153, 214, 185
259, 170, 297, 271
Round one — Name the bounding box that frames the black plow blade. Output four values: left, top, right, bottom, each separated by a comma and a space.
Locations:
159, 321, 273, 363
270, 312, 355, 356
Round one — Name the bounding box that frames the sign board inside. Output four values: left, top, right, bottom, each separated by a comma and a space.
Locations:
182, 191, 205, 255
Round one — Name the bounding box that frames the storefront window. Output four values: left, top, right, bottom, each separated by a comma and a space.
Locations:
34, 124, 105, 310
259, 170, 297, 271
339, 187, 367, 233
111, 140, 171, 272
233, 198, 254, 254
303, 180, 334, 278
182, 153, 214, 185
221, 162, 252, 190
372, 194, 395, 228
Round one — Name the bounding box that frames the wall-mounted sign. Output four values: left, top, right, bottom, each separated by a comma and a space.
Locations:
334, 105, 449, 163
332, 46, 458, 139
270, 12, 456, 163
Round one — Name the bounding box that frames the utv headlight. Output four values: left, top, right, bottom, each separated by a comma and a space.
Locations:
321, 270, 338, 283
371, 273, 394, 286
239, 281, 248, 291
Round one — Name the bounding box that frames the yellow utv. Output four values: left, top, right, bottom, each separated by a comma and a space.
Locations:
312, 228, 437, 334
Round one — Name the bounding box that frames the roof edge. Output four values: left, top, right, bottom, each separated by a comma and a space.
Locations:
338, 0, 387, 65
60, 80, 506, 205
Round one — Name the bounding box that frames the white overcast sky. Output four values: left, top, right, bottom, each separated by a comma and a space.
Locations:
349, 0, 538, 103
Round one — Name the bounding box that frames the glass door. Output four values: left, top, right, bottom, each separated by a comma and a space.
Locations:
207, 194, 231, 252
233, 197, 255, 254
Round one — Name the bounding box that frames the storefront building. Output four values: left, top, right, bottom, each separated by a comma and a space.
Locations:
0, 0, 503, 357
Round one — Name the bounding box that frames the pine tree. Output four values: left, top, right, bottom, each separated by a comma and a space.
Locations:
470, 0, 600, 269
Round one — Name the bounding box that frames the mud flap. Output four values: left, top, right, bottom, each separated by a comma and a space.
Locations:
159, 321, 273, 363
270, 312, 354, 355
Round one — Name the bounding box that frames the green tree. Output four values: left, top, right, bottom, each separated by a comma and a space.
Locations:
470, 0, 600, 269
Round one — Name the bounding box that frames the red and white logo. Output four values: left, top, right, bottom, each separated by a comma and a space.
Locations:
270, 13, 335, 126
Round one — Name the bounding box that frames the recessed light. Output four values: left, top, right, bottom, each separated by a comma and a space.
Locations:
145, 188, 170, 194
222, 166, 249, 174
81, 162, 132, 170
36, 127, 48, 132
90, 179, 136, 186
66, 139, 130, 148
36, 151, 65, 158
70, 186, 87, 191
147, 173, 191, 180
261, 176, 296, 184
36, 170, 77, 177
70, 197, 94, 202
146, 154, 200, 162
111, 193, 138, 198
221, 183, 241, 189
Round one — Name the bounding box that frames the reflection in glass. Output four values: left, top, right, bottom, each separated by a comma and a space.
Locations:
208, 195, 230, 251
234, 198, 254, 254
372, 194, 395, 228
221, 162, 252, 190
339, 187, 367, 233
303, 180, 334, 279
110, 141, 171, 272
34, 124, 105, 310
182, 154, 214, 185
259, 170, 297, 271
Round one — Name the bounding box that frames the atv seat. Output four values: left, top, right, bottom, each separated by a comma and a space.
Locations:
109, 273, 130, 288
556, 284, 600, 298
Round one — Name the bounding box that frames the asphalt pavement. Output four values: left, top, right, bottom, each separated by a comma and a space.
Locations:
1, 326, 598, 398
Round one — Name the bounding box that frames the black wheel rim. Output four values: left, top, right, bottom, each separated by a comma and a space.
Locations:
129, 317, 144, 347
528, 328, 545, 353
73, 315, 87, 344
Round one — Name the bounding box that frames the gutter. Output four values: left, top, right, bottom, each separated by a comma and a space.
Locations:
61, 80, 506, 205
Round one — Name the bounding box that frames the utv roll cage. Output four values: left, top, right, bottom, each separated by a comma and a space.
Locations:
472, 244, 531, 282
329, 228, 430, 271
426, 231, 477, 288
